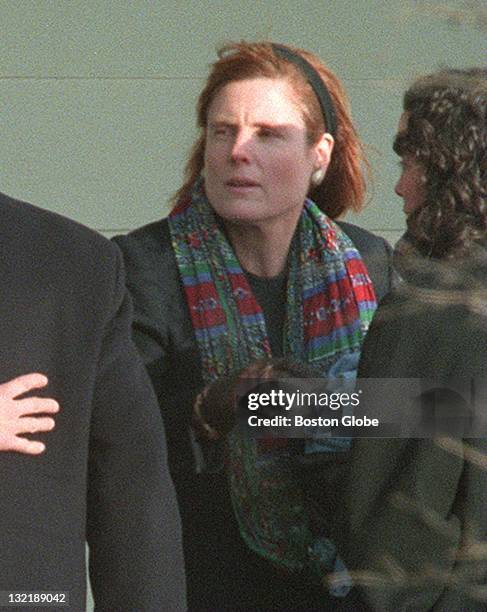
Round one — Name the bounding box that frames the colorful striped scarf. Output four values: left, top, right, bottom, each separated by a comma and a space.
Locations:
169, 180, 377, 574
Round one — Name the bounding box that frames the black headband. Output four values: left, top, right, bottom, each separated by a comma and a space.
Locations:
271, 43, 337, 138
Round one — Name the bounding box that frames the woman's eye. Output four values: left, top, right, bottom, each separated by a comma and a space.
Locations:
210, 126, 229, 137
259, 128, 277, 139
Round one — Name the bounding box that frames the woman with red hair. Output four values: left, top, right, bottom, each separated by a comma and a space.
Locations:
115, 41, 393, 610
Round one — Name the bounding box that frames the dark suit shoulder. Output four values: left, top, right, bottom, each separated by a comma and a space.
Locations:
114, 217, 171, 252
338, 221, 390, 252
112, 217, 181, 307
337, 221, 394, 301
112, 217, 175, 277
112, 218, 183, 364
0, 191, 125, 338
0, 191, 117, 270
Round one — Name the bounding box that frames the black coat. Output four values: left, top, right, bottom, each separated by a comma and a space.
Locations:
0, 193, 186, 612
336, 251, 487, 611
114, 217, 394, 610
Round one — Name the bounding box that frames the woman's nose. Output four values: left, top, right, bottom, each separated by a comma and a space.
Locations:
395, 176, 403, 198
230, 131, 252, 163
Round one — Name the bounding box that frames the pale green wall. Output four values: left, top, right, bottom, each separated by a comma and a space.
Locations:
1, 1, 485, 246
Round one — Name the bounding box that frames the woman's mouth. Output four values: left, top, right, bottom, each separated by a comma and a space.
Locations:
225, 178, 260, 191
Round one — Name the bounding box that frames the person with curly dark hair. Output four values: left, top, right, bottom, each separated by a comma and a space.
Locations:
394, 67, 486, 264
334, 68, 487, 611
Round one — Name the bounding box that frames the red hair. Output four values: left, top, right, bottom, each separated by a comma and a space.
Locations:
173, 41, 368, 218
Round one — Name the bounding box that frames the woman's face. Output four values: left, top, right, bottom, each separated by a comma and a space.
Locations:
203, 77, 333, 228
395, 155, 426, 215
395, 113, 426, 215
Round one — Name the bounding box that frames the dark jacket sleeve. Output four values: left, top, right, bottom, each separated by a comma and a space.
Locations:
336, 437, 468, 611
86, 246, 186, 611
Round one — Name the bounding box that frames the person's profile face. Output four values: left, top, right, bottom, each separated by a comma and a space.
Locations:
202, 77, 331, 228
394, 113, 426, 216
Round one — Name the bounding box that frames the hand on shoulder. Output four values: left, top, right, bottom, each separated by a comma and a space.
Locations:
0, 373, 59, 454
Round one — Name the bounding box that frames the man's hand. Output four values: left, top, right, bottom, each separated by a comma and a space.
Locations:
0, 373, 59, 454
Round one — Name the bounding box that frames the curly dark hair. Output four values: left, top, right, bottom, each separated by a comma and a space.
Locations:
393, 68, 486, 258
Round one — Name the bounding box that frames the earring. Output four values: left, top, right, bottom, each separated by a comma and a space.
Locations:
311, 167, 325, 187
200, 167, 206, 179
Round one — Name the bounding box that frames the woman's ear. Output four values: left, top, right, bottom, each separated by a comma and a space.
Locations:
315, 132, 334, 173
